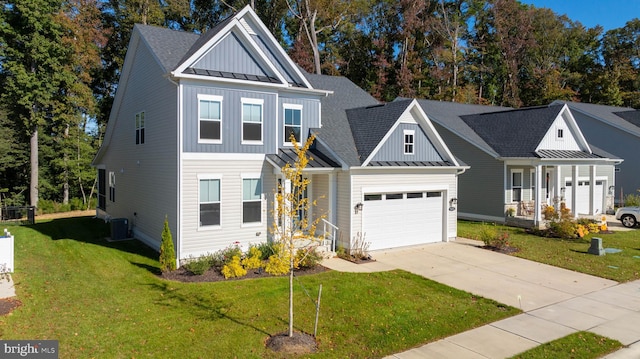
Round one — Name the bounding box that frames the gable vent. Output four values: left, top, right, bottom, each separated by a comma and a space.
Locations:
239, 18, 257, 35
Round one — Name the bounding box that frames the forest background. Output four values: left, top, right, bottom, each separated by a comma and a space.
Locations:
1, 0, 639, 209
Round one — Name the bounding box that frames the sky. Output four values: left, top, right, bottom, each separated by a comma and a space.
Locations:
520, 0, 640, 32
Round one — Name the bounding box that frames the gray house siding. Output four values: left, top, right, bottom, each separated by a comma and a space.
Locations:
193, 32, 270, 77
278, 96, 321, 146
182, 84, 277, 154
434, 124, 504, 219
101, 36, 179, 250
371, 123, 444, 162
573, 111, 640, 198
252, 34, 297, 84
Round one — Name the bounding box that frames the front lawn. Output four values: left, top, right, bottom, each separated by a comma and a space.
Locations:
458, 220, 640, 282
509, 332, 622, 359
0, 217, 518, 358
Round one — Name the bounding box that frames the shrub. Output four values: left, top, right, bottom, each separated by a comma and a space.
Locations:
254, 242, 275, 260
624, 192, 640, 207
241, 246, 263, 270
294, 247, 322, 269
221, 255, 247, 279
548, 220, 578, 239
265, 254, 290, 275
159, 216, 176, 272
212, 243, 243, 267
351, 232, 370, 260
478, 224, 510, 249
183, 255, 213, 275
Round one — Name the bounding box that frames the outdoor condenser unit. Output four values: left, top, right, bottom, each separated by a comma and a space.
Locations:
110, 218, 128, 240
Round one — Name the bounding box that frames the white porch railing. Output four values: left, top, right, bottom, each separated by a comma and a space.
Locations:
322, 219, 338, 252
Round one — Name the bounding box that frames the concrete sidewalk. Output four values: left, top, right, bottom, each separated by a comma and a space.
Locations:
322, 239, 640, 358
0, 275, 16, 299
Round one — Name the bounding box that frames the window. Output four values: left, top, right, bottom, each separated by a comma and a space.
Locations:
199, 179, 220, 226
199, 95, 222, 142
242, 178, 262, 224
407, 192, 423, 199
242, 98, 263, 143
557, 128, 564, 139
364, 194, 382, 201
284, 104, 302, 144
386, 193, 403, 200
530, 172, 536, 201
426, 192, 442, 197
511, 170, 522, 202
135, 111, 145, 144
108, 171, 116, 202
404, 130, 415, 154
98, 169, 106, 210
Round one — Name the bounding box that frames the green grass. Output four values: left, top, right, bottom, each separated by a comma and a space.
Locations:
0, 217, 519, 358
509, 332, 622, 359
458, 220, 640, 282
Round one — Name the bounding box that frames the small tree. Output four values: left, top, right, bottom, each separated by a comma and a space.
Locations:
270, 134, 324, 337
159, 216, 176, 272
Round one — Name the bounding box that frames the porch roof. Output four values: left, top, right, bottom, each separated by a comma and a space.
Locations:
535, 149, 604, 159
266, 148, 341, 170
368, 160, 457, 167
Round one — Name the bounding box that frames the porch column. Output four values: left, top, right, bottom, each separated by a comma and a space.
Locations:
534, 165, 543, 226
571, 165, 578, 218
329, 172, 337, 224
589, 165, 596, 215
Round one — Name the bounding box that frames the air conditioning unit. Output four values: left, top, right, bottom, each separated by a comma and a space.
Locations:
110, 218, 129, 240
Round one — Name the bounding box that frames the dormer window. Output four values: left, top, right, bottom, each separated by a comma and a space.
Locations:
284, 104, 302, 145
404, 130, 415, 155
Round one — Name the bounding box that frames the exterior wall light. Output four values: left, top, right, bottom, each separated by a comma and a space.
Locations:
354, 202, 363, 214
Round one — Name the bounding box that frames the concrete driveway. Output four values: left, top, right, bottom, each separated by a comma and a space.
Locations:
323, 239, 640, 358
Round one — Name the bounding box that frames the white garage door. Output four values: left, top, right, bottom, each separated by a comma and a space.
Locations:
362, 191, 444, 251
564, 180, 604, 215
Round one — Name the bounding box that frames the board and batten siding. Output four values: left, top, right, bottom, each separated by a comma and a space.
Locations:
101, 36, 179, 250
335, 171, 352, 250
182, 84, 277, 154
278, 97, 321, 146
371, 123, 444, 162
251, 34, 297, 84
349, 169, 459, 246
434, 124, 504, 219
537, 114, 581, 151
180, 157, 274, 259
193, 31, 269, 77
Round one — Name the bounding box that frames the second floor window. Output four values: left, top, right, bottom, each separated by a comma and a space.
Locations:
199, 95, 222, 142
284, 105, 302, 144
242, 98, 263, 143
404, 130, 414, 154
135, 111, 145, 144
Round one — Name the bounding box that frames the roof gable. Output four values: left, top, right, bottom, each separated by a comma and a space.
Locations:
173, 6, 312, 88
347, 100, 459, 166
554, 100, 640, 138
535, 105, 588, 152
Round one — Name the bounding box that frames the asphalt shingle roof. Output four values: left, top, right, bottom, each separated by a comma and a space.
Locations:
345, 100, 414, 162
459, 105, 565, 157
554, 101, 640, 138
304, 74, 379, 166
135, 24, 199, 72
614, 110, 640, 128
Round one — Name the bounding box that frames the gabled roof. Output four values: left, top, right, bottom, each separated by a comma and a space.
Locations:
305, 74, 379, 167
346, 100, 415, 162
553, 101, 640, 138
460, 105, 565, 157
135, 24, 199, 73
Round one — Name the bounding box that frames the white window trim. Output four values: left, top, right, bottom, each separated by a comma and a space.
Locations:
241, 174, 263, 227
403, 129, 415, 155
108, 171, 116, 202
135, 111, 145, 145
241, 98, 264, 145
197, 174, 223, 231
511, 169, 523, 203
283, 103, 303, 146
198, 94, 223, 144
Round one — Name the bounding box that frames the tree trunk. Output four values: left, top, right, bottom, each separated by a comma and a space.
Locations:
30, 126, 38, 207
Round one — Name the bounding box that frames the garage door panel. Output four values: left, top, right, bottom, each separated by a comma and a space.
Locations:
363, 191, 443, 251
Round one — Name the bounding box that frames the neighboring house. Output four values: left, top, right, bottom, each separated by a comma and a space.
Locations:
553, 101, 640, 204
92, 6, 467, 262
412, 100, 622, 225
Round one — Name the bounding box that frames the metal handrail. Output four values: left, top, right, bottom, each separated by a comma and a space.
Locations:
321, 219, 338, 252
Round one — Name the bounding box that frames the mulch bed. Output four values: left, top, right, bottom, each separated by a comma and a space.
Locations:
0, 298, 21, 316
483, 245, 520, 254
161, 265, 329, 283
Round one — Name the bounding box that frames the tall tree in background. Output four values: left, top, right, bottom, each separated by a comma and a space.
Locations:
601, 19, 640, 108
0, 0, 71, 206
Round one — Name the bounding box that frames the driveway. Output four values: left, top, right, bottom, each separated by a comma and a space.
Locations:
323, 239, 640, 358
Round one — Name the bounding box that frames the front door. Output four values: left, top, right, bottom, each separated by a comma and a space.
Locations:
545, 168, 555, 205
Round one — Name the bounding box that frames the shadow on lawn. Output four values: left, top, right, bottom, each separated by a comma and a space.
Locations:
147, 280, 272, 336
28, 216, 159, 261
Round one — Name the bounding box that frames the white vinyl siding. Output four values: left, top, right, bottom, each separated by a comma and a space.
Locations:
198, 94, 222, 143
242, 98, 263, 143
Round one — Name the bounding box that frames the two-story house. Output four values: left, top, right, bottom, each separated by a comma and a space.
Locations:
93, 6, 467, 263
